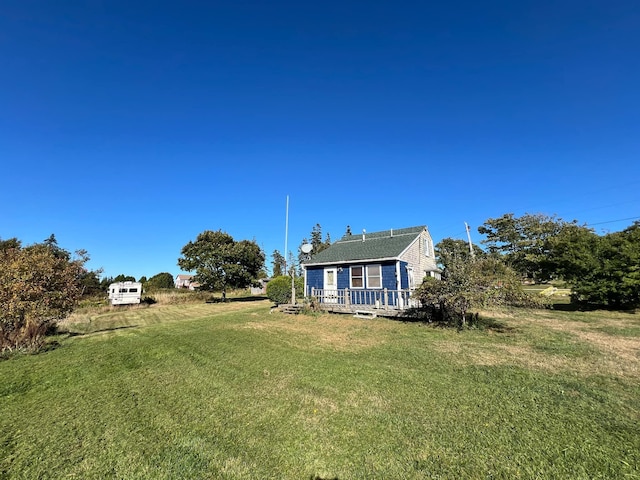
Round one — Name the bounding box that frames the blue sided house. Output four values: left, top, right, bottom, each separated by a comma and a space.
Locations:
302, 226, 440, 316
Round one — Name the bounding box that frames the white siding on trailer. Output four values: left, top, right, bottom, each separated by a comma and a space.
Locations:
108, 281, 142, 305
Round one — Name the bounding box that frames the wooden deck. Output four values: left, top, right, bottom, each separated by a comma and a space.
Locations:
308, 287, 417, 318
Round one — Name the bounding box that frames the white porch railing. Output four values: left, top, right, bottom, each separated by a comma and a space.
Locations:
309, 287, 416, 311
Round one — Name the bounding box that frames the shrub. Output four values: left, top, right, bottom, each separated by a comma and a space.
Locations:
1, 241, 87, 354
266, 276, 304, 305
414, 257, 543, 328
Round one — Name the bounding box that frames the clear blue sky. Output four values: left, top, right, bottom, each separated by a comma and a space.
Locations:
2, 0, 639, 280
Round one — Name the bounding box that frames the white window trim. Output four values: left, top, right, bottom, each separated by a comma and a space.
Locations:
366, 264, 382, 289
423, 237, 432, 257
350, 265, 364, 289
407, 266, 415, 289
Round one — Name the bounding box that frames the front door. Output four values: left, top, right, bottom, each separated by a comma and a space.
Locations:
324, 267, 338, 303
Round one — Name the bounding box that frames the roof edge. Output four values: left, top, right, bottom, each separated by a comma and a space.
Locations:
336, 225, 426, 243
303, 257, 401, 267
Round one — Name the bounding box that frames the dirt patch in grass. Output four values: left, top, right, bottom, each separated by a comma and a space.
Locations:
432, 341, 583, 373
241, 313, 389, 351
523, 311, 640, 377
564, 330, 639, 377
344, 390, 390, 412
442, 309, 640, 378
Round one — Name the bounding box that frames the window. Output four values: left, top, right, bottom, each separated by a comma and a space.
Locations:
423, 237, 433, 257
366, 265, 382, 288
129, 288, 138, 293
350, 266, 364, 288
119, 288, 127, 293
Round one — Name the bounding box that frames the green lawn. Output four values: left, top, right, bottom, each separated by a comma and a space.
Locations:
1, 300, 639, 479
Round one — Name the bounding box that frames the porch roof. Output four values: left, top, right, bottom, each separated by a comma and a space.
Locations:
304, 226, 425, 266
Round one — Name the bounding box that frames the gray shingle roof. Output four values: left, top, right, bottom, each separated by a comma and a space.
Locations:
304, 226, 426, 265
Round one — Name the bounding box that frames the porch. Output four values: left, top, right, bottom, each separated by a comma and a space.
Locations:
308, 287, 417, 317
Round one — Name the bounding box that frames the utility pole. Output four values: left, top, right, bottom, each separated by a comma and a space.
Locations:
465, 222, 475, 258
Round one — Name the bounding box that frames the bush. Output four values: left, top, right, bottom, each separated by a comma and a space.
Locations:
1, 240, 87, 354
413, 257, 543, 328
266, 276, 304, 305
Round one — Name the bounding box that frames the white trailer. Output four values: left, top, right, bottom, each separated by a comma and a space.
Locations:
108, 281, 142, 306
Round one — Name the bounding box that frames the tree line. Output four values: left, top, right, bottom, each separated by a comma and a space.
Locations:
415, 214, 640, 326
2, 215, 638, 353
476, 213, 640, 308
98, 272, 176, 291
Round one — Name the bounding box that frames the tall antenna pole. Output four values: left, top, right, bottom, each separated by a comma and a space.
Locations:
465, 222, 475, 258
284, 195, 297, 305
284, 195, 289, 274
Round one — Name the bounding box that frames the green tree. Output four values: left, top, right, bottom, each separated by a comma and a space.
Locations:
0, 239, 90, 353
546, 224, 598, 283
299, 224, 331, 267
113, 274, 136, 282
310, 223, 331, 254
100, 276, 114, 291
177, 230, 265, 300
607, 222, 640, 307
146, 272, 175, 290
78, 270, 104, 296
435, 238, 485, 271
0, 237, 21, 252
42, 233, 67, 259
478, 213, 573, 281
549, 222, 640, 308
271, 250, 285, 277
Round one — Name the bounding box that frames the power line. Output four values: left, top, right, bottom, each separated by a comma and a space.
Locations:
586, 216, 640, 227
437, 215, 639, 244
507, 180, 640, 218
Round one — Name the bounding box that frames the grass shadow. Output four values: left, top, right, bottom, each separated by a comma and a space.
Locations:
551, 302, 637, 314
230, 295, 268, 303
206, 295, 268, 303
396, 308, 517, 334
550, 302, 591, 312
477, 315, 516, 333
59, 325, 140, 336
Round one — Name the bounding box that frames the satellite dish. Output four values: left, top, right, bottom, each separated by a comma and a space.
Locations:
301, 243, 313, 254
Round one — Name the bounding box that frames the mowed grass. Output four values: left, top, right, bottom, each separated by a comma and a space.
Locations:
1, 299, 639, 479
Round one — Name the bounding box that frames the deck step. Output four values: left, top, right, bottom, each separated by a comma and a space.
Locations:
279, 304, 304, 314
354, 310, 377, 319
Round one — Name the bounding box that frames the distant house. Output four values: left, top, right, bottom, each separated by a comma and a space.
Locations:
175, 274, 200, 290
303, 226, 440, 316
